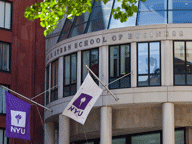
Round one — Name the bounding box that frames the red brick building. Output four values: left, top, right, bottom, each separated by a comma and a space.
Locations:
0, 0, 45, 143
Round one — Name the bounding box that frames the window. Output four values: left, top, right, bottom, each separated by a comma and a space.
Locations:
0, 129, 8, 144
109, 44, 131, 89
82, 48, 99, 83
45, 66, 49, 105
0, 42, 11, 72
174, 41, 192, 85
0, 86, 7, 115
71, 129, 185, 144
137, 42, 161, 87
51, 60, 58, 102
0, 0, 11, 30
64, 53, 77, 97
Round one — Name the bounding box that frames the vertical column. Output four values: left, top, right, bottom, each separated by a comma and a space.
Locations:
59, 114, 70, 144
131, 42, 137, 87
162, 103, 175, 144
186, 127, 192, 144
100, 46, 108, 87
58, 57, 64, 99
77, 51, 81, 90
161, 40, 173, 86
100, 106, 112, 144
44, 122, 55, 144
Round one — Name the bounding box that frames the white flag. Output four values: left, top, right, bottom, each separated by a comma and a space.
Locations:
62, 73, 103, 125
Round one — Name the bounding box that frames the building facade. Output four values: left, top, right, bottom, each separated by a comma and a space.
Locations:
45, 0, 192, 143
0, 0, 45, 143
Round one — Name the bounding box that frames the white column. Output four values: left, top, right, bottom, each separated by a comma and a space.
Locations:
100, 106, 112, 144
100, 45, 108, 86
44, 122, 55, 144
58, 57, 64, 99
161, 40, 173, 86
131, 42, 137, 88
162, 103, 175, 144
59, 114, 70, 144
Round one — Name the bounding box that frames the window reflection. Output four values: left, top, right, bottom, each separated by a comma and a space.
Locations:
109, 44, 131, 89
174, 41, 192, 85
137, 42, 161, 87
63, 53, 77, 97
82, 49, 99, 83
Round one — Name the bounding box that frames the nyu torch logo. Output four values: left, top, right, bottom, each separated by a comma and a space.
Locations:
10, 110, 26, 134
68, 93, 93, 116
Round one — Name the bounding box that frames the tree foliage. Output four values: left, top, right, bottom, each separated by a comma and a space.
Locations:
24, 0, 146, 36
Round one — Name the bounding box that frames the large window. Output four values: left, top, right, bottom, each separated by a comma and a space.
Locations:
137, 42, 161, 87
109, 44, 131, 89
0, 129, 8, 144
82, 48, 99, 83
45, 66, 49, 105
71, 128, 185, 144
64, 53, 77, 97
174, 41, 192, 85
0, 42, 11, 72
51, 60, 58, 102
0, 0, 11, 30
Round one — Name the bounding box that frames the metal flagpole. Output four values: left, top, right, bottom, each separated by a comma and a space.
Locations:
85, 65, 119, 101
0, 85, 53, 112
31, 85, 59, 100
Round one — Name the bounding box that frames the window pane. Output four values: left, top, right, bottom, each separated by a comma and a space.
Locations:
120, 76, 130, 88
150, 74, 160, 85
138, 75, 148, 86
139, 0, 167, 11
175, 74, 185, 85
170, 0, 192, 10
109, 0, 137, 29
0, 87, 3, 113
0, 2, 5, 28
120, 45, 130, 74
4, 130, 8, 144
110, 46, 119, 77
186, 42, 192, 73
174, 42, 185, 74
71, 54, 77, 84
187, 74, 192, 85
112, 137, 126, 144
91, 49, 99, 76
87, 18, 109, 33
64, 86, 70, 97
71, 84, 76, 96
131, 133, 160, 144
82, 51, 90, 81
175, 130, 184, 144
137, 11, 167, 25
2, 89, 6, 114
138, 43, 148, 74
0, 129, 3, 144
168, 11, 192, 23
65, 56, 70, 85
69, 23, 87, 37
5, 3, 11, 29
75, 12, 90, 25
109, 78, 119, 89
150, 42, 160, 74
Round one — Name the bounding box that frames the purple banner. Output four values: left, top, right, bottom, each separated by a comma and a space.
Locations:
5, 91, 31, 140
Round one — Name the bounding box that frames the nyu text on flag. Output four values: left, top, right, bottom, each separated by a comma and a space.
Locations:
5, 91, 31, 140
62, 73, 103, 125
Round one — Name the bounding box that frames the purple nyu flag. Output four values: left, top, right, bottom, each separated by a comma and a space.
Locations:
5, 91, 31, 140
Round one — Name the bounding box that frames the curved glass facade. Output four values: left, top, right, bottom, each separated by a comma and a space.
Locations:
58, 0, 192, 42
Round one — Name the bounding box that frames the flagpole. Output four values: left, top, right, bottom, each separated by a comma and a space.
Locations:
31, 85, 59, 100
0, 85, 53, 112
85, 65, 119, 101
